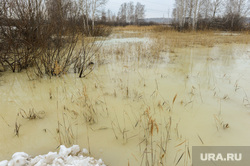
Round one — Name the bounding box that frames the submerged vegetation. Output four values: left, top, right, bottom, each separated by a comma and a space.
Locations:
1, 22, 250, 165
0, 1, 250, 166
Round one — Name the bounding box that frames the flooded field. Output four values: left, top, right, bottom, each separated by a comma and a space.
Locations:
0, 31, 250, 166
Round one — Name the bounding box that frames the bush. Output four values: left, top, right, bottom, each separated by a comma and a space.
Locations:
0, 0, 110, 77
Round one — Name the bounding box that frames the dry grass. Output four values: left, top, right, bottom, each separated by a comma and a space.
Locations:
151, 28, 250, 49
18, 108, 45, 120
113, 25, 157, 32
114, 25, 250, 49
105, 26, 250, 66
112, 26, 158, 38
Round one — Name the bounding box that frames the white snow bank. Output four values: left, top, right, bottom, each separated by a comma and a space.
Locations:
0, 145, 106, 166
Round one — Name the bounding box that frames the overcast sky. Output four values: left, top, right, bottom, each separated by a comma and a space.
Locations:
106, 0, 175, 18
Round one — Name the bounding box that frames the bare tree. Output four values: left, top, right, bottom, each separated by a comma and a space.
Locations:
31, 0, 81, 76
0, 0, 48, 72
78, 0, 107, 35
135, 2, 145, 24
115, 2, 145, 25
107, 9, 112, 22
78, 0, 91, 35
101, 9, 107, 22
118, 3, 127, 24
90, 0, 107, 33
192, 0, 205, 30
127, 2, 134, 24
201, 0, 212, 19
172, 0, 189, 29
211, 0, 223, 18
111, 13, 116, 22
173, 0, 249, 30
0, 0, 109, 76
74, 35, 105, 78
224, 0, 250, 30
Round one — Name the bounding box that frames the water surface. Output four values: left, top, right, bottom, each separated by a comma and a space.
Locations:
0, 36, 250, 166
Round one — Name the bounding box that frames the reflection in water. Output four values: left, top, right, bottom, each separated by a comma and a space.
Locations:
0, 41, 250, 166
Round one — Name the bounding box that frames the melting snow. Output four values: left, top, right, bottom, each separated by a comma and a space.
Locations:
0, 145, 105, 166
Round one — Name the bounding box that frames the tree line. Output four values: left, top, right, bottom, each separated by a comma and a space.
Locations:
94, 2, 146, 26
172, 0, 250, 31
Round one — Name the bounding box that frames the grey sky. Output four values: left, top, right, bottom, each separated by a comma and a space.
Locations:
106, 0, 175, 18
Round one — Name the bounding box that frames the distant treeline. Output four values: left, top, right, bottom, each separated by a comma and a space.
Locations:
86, 0, 250, 30
85, 1, 147, 26
172, 0, 250, 31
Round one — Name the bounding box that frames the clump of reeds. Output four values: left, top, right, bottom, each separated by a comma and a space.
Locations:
18, 108, 45, 120
214, 114, 229, 130
109, 109, 138, 144
56, 110, 77, 147
139, 107, 161, 166
174, 139, 192, 166
80, 86, 98, 124
14, 121, 21, 137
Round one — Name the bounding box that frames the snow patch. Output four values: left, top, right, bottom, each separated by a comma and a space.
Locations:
0, 145, 105, 166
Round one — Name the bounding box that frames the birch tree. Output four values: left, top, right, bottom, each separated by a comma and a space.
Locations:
201, 0, 212, 19
90, 0, 107, 32
107, 9, 112, 22
174, 0, 183, 27
190, 0, 205, 29
135, 2, 145, 24
173, 0, 249, 30
211, 0, 222, 18
127, 2, 134, 24
225, 0, 250, 29
173, 0, 191, 28
192, 0, 199, 29
78, 0, 107, 34
118, 3, 127, 24
78, 0, 90, 34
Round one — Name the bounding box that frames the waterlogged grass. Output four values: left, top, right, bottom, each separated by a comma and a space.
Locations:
0, 28, 250, 166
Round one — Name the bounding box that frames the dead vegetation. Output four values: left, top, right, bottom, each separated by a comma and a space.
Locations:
14, 118, 21, 137
56, 110, 77, 147
18, 108, 45, 120
214, 114, 230, 131
114, 26, 250, 50
150, 29, 250, 53
0, 0, 111, 77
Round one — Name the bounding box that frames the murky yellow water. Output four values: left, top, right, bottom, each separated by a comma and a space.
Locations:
0, 34, 250, 166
